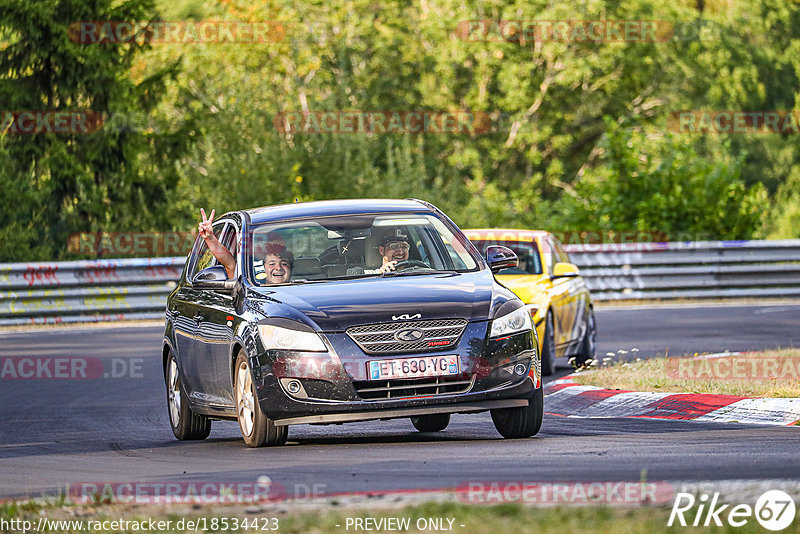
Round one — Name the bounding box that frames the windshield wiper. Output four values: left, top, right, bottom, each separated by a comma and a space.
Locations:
327, 273, 383, 281
257, 279, 325, 286
382, 269, 458, 277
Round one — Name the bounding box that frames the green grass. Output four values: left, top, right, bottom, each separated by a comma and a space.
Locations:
571, 349, 800, 397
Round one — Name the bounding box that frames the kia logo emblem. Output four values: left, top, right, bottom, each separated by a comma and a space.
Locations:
395, 328, 424, 342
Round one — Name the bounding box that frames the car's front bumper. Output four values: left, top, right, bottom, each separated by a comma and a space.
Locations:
271, 397, 531, 426
251, 324, 539, 422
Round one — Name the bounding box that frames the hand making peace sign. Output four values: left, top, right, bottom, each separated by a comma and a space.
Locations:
198, 208, 215, 239
196, 207, 236, 278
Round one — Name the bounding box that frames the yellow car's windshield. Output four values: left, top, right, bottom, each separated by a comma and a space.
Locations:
470, 240, 543, 275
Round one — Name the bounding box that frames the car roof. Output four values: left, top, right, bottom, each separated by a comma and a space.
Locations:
243, 199, 433, 224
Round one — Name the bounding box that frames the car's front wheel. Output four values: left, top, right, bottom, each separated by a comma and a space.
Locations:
491, 386, 543, 439
411, 414, 450, 432
165, 351, 211, 441
234, 350, 288, 448
573, 307, 597, 368
540, 312, 556, 376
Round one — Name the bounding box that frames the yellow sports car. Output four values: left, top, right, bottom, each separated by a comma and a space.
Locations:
465, 229, 597, 375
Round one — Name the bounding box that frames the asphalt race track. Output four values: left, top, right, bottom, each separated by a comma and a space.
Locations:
1, 303, 799, 500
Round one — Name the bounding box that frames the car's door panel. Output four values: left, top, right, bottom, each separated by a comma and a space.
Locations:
560, 241, 591, 352
192, 290, 236, 406
553, 238, 582, 350
172, 288, 201, 395
541, 237, 571, 355
190, 222, 238, 407
176, 222, 230, 407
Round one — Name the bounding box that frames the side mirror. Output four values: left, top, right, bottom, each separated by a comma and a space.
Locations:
193, 265, 236, 291
552, 262, 579, 278
486, 245, 519, 274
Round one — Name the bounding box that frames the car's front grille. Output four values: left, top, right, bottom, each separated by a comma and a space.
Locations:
346, 319, 468, 355
353, 376, 474, 401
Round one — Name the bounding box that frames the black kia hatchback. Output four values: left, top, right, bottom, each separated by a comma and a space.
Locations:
162, 199, 542, 447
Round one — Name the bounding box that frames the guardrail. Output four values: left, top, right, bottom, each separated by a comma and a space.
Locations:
565, 239, 800, 301
1, 239, 798, 325
0, 257, 184, 326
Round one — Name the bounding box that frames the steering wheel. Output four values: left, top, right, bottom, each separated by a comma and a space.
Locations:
394, 260, 430, 271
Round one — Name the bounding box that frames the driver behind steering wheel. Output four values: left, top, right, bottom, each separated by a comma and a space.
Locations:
352, 228, 426, 274
345, 228, 427, 275
371, 229, 412, 273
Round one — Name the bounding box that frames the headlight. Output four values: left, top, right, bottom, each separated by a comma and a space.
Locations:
258, 324, 328, 352
490, 306, 533, 338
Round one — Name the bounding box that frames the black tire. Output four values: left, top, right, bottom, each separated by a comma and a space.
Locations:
572, 307, 597, 368
234, 351, 288, 448
491, 386, 544, 439
165, 351, 211, 441
540, 312, 556, 376
411, 413, 450, 432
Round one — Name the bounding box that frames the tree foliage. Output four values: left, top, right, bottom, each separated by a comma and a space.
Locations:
0, 0, 189, 260
1, 0, 798, 261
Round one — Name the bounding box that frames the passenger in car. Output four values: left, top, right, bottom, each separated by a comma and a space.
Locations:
258, 243, 293, 284
198, 208, 292, 283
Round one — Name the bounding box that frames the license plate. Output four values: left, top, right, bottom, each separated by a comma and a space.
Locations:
368, 355, 460, 380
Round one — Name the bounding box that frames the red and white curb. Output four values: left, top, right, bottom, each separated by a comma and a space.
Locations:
545, 376, 800, 426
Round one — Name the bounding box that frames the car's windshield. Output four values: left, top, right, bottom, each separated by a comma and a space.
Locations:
246, 213, 479, 286
469, 239, 543, 275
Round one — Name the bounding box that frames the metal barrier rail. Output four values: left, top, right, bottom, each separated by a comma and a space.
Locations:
1, 239, 798, 325
0, 257, 184, 326
565, 239, 800, 301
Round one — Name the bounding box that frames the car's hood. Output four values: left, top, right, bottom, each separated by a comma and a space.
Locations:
494, 273, 550, 304
247, 271, 504, 331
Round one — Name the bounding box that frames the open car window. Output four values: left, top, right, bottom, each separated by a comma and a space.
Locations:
245, 213, 480, 286
190, 223, 227, 279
